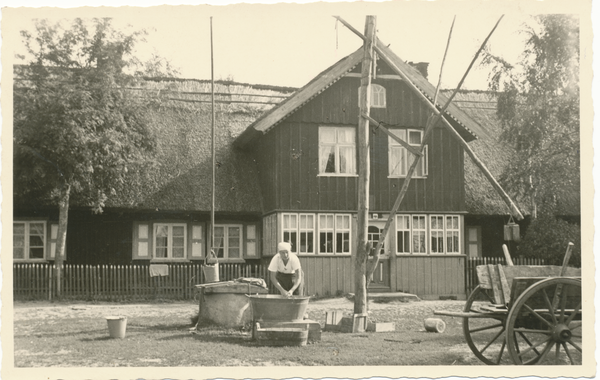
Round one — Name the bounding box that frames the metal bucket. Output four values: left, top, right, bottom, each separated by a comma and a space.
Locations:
203, 263, 219, 283
106, 316, 127, 339
247, 294, 310, 322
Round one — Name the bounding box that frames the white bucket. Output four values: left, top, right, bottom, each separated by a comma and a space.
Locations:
106, 316, 127, 338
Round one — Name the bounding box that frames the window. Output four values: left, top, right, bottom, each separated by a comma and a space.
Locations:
412, 215, 427, 253
214, 225, 242, 259
14, 221, 46, 260
154, 223, 186, 259
282, 213, 315, 254
318, 214, 351, 254
357, 84, 386, 108
389, 129, 428, 178
367, 225, 385, 255
445, 216, 461, 254
319, 127, 356, 175
396, 214, 462, 254
396, 216, 410, 253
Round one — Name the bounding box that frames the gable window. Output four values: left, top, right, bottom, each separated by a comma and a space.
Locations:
389, 129, 428, 178
282, 213, 315, 254
357, 84, 386, 108
318, 214, 351, 254
396, 214, 462, 254
319, 126, 356, 175
214, 224, 242, 259
14, 221, 46, 260
154, 223, 187, 259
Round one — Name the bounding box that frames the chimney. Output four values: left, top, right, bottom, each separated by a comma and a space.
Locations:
408, 62, 429, 80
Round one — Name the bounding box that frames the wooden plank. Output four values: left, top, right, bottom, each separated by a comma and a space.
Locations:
486, 264, 503, 304
497, 264, 511, 305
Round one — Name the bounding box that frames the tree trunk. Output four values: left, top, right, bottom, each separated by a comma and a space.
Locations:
354, 16, 376, 315
54, 183, 70, 299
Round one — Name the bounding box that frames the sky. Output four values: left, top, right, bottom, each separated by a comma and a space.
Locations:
2, 1, 585, 91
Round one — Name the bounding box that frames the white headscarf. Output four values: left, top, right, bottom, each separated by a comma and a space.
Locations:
277, 242, 292, 253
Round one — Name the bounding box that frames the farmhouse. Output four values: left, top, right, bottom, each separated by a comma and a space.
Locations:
14, 41, 551, 300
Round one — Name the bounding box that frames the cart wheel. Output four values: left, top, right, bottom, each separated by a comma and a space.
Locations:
463, 285, 511, 365
506, 277, 582, 365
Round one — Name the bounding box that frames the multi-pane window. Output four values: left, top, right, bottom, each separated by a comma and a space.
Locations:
396, 216, 410, 253
357, 84, 387, 108
282, 213, 314, 254
155, 223, 186, 259
14, 221, 46, 260
412, 215, 427, 253
319, 127, 356, 175
318, 214, 351, 254
389, 129, 428, 178
396, 214, 462, 254
445, 216, 461, 254
430, 216, 445, 253
214, 225, 242, 259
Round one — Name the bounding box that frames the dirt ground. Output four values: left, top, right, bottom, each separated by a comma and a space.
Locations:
13, 297, 466, 327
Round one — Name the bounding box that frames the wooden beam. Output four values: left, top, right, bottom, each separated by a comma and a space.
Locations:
361, 113, 422, 157
355, 15, 376, 316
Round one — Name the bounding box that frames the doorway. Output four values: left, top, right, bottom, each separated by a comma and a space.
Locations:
367, 223, 391, 291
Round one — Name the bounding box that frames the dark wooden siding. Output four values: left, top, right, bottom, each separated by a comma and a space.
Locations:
252, 76, 465, 213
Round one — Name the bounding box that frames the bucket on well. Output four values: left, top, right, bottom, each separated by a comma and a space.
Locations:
203, 263, 219, 283
106, 316, 127, 338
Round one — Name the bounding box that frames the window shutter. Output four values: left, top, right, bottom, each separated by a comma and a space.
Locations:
48, 223, 63, 260
189, 223, 205, 260
132, 222, 152, 260
244, 224, 259, 258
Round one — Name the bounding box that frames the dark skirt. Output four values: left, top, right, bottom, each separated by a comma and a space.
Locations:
276, 272, 300, 295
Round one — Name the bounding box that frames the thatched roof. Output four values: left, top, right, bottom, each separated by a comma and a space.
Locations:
454, 90, 579, 217
110, 79, 295, 213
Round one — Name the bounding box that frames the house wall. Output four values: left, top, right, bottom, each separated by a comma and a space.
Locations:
252, 77, 465, 214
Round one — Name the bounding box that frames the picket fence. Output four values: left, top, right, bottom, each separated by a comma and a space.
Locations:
465, 256, 546, 295
13, 263, 270, 301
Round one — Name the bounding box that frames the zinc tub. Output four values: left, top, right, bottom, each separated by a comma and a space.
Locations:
247, 294, 310, 322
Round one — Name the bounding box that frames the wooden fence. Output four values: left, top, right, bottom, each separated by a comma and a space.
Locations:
14, 262, 270, 301
465, 256, 546, 296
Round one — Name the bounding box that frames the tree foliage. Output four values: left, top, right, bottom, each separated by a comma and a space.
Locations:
14, 18, 159, 213
517, 215, 581, 267
483, 15, 580, 218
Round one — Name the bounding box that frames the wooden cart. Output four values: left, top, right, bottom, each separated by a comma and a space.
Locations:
435, 243, 582, 365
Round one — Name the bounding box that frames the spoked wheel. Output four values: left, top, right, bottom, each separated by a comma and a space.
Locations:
463, 285, 512, 365
506, 277, 582, 365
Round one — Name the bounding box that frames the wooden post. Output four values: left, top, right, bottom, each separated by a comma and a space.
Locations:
354, 15, 376, 315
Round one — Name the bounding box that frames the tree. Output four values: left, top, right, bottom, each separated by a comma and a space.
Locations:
14, 18, 159, 297
483, 15, 580, 218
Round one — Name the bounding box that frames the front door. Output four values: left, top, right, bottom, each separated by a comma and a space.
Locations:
367, 223, 391, 291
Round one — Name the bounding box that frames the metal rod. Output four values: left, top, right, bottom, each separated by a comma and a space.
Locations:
210, 17, 215, 264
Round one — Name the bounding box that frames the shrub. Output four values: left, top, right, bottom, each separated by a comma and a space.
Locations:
517, 215, 581, 267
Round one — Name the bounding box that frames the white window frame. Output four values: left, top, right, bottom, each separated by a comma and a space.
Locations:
318, 213, 351, 255
318, 126, 357, 176
214, 224, 243, 260
430, 215, 445, 254
13, 221, 47, 261
357, 84, 387, 108
154, 223, 187, 260
281, 213, 316, 255
445, 215, 461, 254
388, 129, 428, 178
396, 214, 462, 255
395, 215, 411, 254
